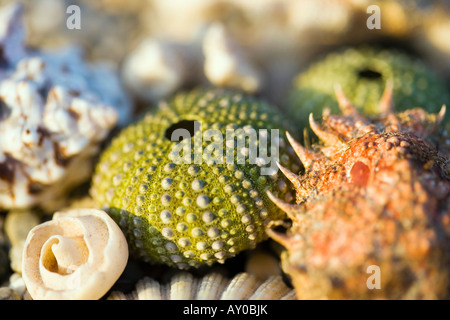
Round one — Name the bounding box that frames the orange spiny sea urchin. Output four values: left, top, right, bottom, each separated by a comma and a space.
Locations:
267, 82, 450, 299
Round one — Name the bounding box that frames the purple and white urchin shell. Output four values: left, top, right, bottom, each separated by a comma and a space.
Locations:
0, 2, 131, 211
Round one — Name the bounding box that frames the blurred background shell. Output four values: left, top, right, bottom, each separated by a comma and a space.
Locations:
0, 0, 448, 113
287, 47, 450, 132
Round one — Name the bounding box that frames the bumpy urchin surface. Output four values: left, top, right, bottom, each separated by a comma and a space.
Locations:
269, 84, 450, 299
91, 88, 299, 269
287, 47, 450, 128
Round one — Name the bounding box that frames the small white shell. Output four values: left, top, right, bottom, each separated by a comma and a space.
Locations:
196, 272, 229, 300
121, 38, 194, 103
22, 208, 128, 300
108, 272, 296, 300
135, 277, 162, 300
221, 272, 261, 300
203, 23, 262, 93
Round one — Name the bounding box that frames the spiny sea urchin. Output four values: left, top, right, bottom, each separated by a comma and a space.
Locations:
268, 83, 450, 299
90, 88, 299, 269
287, 47, 450, 129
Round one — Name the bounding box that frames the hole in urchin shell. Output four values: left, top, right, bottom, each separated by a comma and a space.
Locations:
165, 120, 200, 141
349, 161, 370, 187
358, 68, 382, 80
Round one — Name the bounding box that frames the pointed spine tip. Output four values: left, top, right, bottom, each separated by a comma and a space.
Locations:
276, 161, 301, 187
266, 191, 302, 220
264, 220, 293, 249
285, 131, 315, 170
308, 113, 319, 133
334, 83, 360, 117
379, 79, 395, 114
437, 105, 446, 124
308, 113, 342, 146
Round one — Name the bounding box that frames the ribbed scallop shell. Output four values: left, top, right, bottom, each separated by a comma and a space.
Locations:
107, 272, 296, 300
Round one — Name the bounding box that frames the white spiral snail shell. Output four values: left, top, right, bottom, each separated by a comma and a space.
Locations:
22, 208, 128, 300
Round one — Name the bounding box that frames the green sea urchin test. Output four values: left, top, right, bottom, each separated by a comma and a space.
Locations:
90, 88, 298, 269
288, 47, 450, 127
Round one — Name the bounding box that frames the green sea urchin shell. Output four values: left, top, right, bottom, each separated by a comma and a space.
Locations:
90, 88, 298, 269
288, 47, 450, 127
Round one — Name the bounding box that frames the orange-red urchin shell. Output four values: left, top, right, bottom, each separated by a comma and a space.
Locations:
267, 82, 450, 299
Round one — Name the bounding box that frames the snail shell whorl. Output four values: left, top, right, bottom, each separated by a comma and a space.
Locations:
22, 208, 128, 300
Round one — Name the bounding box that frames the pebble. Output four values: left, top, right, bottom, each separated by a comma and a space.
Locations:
4, 210, 41, 273
0, 287, 20, 300
245, 250, 282, 280
8, 273, 26, 297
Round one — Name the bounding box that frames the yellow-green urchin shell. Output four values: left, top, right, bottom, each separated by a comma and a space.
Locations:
90, 88, 299, 269
288, 47, 450, 128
